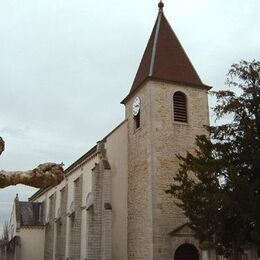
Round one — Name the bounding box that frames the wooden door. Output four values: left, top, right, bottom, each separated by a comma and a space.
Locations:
174, 244, 199, 260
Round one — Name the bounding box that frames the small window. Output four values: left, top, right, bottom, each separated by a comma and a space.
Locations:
134, 113, 140, 129
173, 91, 187, 123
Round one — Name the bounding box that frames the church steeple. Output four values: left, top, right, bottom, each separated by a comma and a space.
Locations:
122, 2, 209, 103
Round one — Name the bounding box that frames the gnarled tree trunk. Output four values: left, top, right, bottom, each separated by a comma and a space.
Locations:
0, 137, 4, 155
0, 136, 64, 189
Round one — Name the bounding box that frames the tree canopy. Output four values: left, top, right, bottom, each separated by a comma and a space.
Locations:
167, 60, 260, 255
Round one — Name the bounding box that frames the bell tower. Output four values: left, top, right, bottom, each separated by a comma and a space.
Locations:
122, 2, 210, 259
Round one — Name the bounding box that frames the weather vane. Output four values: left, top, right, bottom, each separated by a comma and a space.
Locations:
158, 0, 164, 11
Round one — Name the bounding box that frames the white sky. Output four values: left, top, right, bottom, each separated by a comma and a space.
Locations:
0, 0, 259, 234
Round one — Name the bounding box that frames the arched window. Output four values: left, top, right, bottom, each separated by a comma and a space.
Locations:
173, 91, 187, 123
174, 243, 199, 260
134, 112, 140, 130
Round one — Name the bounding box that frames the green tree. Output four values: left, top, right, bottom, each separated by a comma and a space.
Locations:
167, 60, 260, 257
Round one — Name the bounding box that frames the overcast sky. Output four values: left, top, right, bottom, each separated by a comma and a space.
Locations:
0, 0, 259, 234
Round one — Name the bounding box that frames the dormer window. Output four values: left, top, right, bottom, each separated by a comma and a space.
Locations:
173, 91, 187, 123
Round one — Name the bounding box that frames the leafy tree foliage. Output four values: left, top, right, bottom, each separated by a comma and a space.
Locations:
167, 60, 260, 254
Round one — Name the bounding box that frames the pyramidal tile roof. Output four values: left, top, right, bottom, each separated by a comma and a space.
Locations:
122, 3, 210, 103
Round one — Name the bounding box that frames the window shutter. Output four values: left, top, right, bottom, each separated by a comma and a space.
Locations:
173, 92, 187, 123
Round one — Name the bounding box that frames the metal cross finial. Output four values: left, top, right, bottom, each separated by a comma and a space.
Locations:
158, 0, 164, 11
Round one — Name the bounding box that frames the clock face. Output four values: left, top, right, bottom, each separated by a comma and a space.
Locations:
132, 97, 141, 116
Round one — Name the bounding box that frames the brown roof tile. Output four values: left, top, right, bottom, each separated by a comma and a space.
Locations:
122, 8, 209, 103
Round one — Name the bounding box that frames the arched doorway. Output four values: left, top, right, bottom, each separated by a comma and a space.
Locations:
174, 243, 199, 260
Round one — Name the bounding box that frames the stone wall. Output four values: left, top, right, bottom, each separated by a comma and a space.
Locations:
44, 193, 56, 260
126, 84, 154, 259
151, 81, 209, 259
19, 228, 44, 260
125, 80, 209, 259
69, 176, 82, 260
105, 121, 128, 260
31, 151, 98, 260
55, 185, 67, 260
87, 142, 112, 260
101, 165, 112, 260
87, 163, 103, 260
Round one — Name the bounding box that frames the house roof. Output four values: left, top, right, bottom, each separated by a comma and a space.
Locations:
122, 2, 210, 104
15, 199, 44, 227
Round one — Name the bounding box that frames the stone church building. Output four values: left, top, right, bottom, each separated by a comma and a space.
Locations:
3, 2, 258, 260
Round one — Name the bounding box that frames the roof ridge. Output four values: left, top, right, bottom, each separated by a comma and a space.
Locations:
149, 11, 162, 76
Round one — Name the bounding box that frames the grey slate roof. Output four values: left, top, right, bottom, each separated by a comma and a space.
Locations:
16, 200, 44, 227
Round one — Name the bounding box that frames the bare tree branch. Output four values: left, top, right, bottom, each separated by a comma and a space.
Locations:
0, 163, 65, 189
0, 137, 4, 155
0, 136, 64, 189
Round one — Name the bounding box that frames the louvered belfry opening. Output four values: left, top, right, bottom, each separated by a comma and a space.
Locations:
173, 91, 187, 123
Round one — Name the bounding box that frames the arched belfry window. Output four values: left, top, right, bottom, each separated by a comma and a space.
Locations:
134, 113, 140, 129
173, 91, 187, 123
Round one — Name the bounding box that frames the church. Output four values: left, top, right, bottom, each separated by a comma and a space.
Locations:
2, 2, 240, 260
